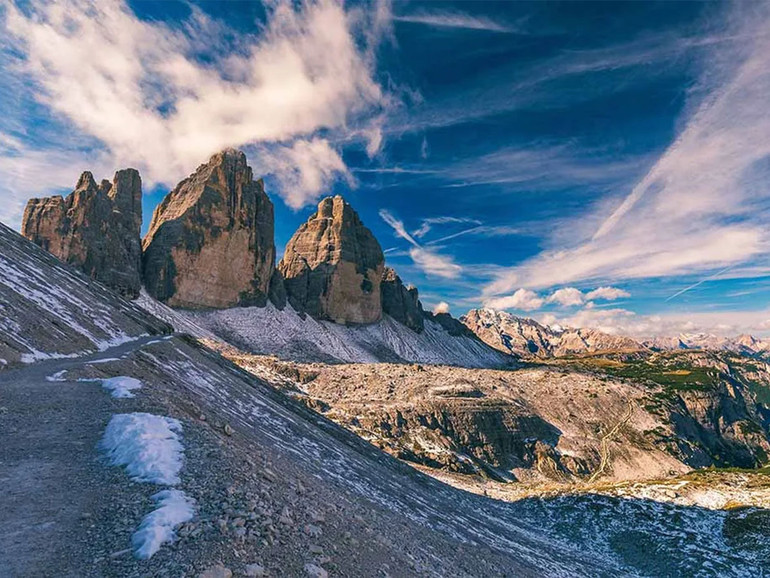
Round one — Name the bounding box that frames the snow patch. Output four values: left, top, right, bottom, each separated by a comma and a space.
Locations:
46, 370, 68, 382
131, 489, 195, 560
99, 376, 143, 399
100, 413, 184, 485
87, 357, 121, 365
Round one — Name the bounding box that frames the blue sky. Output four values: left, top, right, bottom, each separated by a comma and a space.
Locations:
2, 0, 770, 337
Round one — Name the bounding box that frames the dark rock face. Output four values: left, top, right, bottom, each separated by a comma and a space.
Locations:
278, 195, 385, 324
142, 149, 277, 309
381, 267, 424, 332
21, 169, 143, 297
425, 311, 476, 337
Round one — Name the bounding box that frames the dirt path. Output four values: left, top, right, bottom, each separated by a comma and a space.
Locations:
0, 336, 166, 577
588, 400, 636, 483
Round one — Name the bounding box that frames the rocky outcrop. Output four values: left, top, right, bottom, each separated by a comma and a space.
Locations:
380, 267, 424, 332
21, 169, 143, 297
142, 149, 277, 309
462, 308, 645, 358
278, 196, 384, 325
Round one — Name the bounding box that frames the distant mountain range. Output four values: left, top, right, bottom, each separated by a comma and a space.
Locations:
460, 308, 770, 359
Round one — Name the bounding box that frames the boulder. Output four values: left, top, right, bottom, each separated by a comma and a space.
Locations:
21, 169, 143, 297
278, 196, 384, 324
380, 267, 424, 332
142, 149, 277, 308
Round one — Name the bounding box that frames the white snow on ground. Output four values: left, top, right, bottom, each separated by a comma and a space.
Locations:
46, 370, 68, 382
175, 302, 510, 368
87, 357, 121, 365
100, 413, 184, 485
0, 224, 162, 366
131, 489, 195, 559
97, 376, 143, 399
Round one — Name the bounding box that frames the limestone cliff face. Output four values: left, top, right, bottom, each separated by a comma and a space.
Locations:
142, 149, 277, 309
21, 169, 143, 297
381, 267, 424, 333
278, 196, 384, 325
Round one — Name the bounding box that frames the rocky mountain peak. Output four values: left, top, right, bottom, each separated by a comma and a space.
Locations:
21, 168, 143, 297
278, 195, 385, 324
462, 307, 644, 358
75, 171, 98, 192
142, 148, 277, 309
380, 267, 424, 332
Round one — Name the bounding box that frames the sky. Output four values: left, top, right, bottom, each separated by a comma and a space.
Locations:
1, 0, 770, 338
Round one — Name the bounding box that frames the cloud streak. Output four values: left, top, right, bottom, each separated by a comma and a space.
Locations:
484, 5, 770, 297
379, 209, 462, 278
394, 10, 514, 33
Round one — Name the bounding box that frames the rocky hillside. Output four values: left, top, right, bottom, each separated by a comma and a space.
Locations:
140, 296, 511, 368
0, 222, 168, 369
462, 308, 645, 358
9, 212, 768, 577
21, 169, 144, 297
142, 149, 278, 309
223, 347, 770, 485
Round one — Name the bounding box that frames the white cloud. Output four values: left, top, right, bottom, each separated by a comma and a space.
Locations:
546, 287, 584, 307
379, 209, 463, 279
484, 5, 770, 296
379, 209, 419, 245
485, 288, 544, 312
585, 286, 630, 301
409, 246, 461, 279
1, 0, 391, 220
0, 135, 112, 228
538, 307, 770, 339
433, 301, 450, 314
412, 216, 481, 239
394, 11, 514, 33
259, 138, 352, 209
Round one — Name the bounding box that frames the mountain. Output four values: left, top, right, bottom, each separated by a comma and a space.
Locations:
21, 169, 143, 297
461, 308, 645, 358
645, 332, 770, 355
2, 217, 767, 577
19, 148, 495, 366
278, 195, 385, 325
142, 149, 278, 309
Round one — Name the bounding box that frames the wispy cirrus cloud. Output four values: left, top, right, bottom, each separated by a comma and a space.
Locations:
484, 4, 770, 300
412, 216, 481, 238
1, 0, 393, 220
394, 10, 515, 34
379, 209, 462, 279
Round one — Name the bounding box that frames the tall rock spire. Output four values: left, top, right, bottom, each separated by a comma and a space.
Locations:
279, 195, 385, 324
21, 168, 143, 297
142, 149, 277, 309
